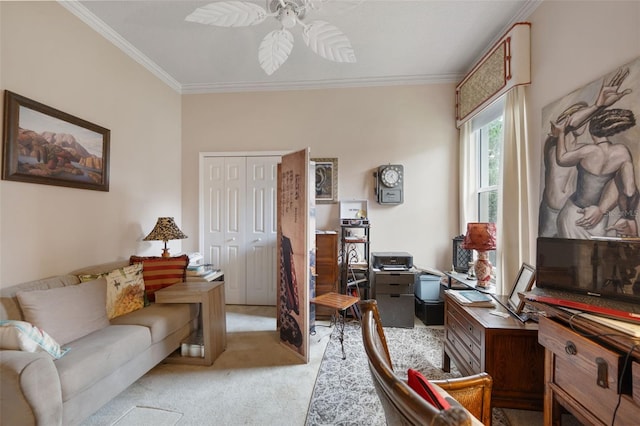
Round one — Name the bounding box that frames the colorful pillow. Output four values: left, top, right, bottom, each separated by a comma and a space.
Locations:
407, 368, 452, 410
16, 278, 110, 346
129, 255, 188, 302
105, 263, 146, 319
0, 320, 69, 359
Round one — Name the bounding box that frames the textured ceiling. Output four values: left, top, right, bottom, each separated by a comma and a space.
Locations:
62, 0, 540, 93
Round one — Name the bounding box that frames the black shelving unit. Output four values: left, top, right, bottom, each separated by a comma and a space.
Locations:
340, 223, 370, 300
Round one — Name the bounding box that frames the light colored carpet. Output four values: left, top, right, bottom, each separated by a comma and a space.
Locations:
83, 305, 332, 426
112, 406, 182, 426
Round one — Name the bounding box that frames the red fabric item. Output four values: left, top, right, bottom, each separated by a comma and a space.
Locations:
407, 368, 452, 411
129, 255, 188, 302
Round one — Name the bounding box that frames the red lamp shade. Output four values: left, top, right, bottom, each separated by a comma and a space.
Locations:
461, 223, 497, 251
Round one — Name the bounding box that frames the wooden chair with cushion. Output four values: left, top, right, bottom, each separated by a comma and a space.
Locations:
360, 299, 493, 426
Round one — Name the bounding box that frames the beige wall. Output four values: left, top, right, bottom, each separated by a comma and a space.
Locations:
526, 0, 640, 257
0, 2, 183, 287
181, 85, 460, 269
2, 1, 639, 288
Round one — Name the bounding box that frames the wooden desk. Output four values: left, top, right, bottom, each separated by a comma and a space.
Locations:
533, 303, 640, 425
443, 291, 544, 410
155, 281, 226, 366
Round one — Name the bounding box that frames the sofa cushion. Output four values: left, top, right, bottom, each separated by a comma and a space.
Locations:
0, 275, 80, 321
0, 320, 68, 359
16, 278, 110, 346
129, 255, 188, 302
110, 303, 198, 344
54, 324, 151, 402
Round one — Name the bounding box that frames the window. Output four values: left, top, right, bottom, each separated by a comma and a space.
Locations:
469, 98, 504, 273
476, 116, 502, 223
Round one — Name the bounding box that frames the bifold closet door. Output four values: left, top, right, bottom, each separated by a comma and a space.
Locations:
245, 157, 278, 305
202, 156, 278, 305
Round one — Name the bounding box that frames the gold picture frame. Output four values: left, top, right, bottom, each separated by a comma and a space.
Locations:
2, 90, 110, 191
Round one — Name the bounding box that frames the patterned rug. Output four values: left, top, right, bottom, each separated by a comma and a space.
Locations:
305, 320, 510, 425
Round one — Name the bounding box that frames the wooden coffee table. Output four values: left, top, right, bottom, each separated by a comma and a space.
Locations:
310, 292, 359, 359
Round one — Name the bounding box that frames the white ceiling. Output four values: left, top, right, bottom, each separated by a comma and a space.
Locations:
62, 0, 540, 94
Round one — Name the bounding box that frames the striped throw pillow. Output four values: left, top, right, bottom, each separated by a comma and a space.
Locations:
129, 255, 189, 302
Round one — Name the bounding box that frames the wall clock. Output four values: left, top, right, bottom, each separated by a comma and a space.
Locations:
375, 164, 404, 204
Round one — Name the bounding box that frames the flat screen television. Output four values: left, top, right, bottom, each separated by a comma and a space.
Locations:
536, 237, 640, 304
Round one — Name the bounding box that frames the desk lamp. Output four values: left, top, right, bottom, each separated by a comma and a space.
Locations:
143, 217, 188, 258
461, 222, 496, 287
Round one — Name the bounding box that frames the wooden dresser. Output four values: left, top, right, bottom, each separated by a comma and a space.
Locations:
535, 306, 640, 425
315, 232, 339, 319
443, 291, 544, 410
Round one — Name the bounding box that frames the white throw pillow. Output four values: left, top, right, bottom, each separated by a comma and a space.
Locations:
0, 320, 69, 359
16, 278, 110, 345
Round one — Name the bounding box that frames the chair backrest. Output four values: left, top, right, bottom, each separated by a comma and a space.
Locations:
360, 299, 473, 426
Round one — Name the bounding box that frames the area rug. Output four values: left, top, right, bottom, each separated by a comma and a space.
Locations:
305, 320, 510, 426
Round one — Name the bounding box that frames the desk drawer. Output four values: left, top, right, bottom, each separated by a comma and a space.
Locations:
539, 317, 627, 421
447, 300, 482, 344
375, 272, 415, 285
446, 311, 482, 361
376, 281, 414, 294
445, 329, 481, 374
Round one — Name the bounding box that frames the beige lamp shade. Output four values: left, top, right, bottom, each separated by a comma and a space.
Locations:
143, 217, 188, 257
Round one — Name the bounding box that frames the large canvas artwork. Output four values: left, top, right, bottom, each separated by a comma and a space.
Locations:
539, 57, 640, 239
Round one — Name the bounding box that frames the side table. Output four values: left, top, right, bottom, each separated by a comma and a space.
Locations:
155, 281, 226, 366
310, 292, 359, 359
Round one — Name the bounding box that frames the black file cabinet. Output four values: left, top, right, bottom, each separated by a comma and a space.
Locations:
371, 269, 416, 328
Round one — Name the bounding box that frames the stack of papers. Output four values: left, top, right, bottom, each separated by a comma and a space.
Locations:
446, 290, 495, 307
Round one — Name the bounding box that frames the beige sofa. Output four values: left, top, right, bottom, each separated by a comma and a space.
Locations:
0, 260, 199, 426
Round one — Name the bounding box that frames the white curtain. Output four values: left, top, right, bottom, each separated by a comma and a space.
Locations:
497, 86, 531, 294
458, 120, 475, 236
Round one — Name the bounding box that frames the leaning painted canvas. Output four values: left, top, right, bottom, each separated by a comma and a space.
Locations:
539, 56, 640, 239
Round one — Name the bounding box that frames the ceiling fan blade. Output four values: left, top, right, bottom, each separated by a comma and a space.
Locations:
303, 0, 365, 15
302, 21, 356, 63
259, 29, 294, 75
185, 1, 268, 27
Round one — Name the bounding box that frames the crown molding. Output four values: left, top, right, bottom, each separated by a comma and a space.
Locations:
58, 0, 182, 93
180, 73, 463, 94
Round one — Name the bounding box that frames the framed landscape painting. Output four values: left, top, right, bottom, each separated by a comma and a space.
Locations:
312, 157, 338, 204
2, 91, 110, 191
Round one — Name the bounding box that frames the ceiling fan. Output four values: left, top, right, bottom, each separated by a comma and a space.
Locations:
185, 0, 361, 75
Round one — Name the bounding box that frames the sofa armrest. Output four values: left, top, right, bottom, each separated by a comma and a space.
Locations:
0, 350, 63, 426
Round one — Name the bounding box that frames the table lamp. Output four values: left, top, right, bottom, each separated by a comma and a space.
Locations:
461, 222, 497, 287
143, 217, 188, 258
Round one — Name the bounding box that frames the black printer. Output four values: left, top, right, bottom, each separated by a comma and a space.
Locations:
371, 252, 413, 271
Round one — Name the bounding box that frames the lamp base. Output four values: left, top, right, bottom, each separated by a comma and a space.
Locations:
161, 242, 171, 258
474, 251, 492, 287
